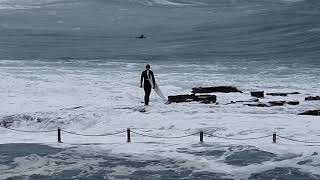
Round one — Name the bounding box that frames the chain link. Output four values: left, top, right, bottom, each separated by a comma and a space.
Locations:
131, 130, 198, 139
61, 130, 126, 137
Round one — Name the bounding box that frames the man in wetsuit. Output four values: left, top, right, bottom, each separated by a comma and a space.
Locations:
140, 64, 155, 106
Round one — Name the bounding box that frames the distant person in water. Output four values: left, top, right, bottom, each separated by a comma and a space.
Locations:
137, 34, 146, 39
140, 64, 155, 106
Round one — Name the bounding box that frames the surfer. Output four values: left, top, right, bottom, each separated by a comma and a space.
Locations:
140, 64, 155, 106
137, 34, 146, 39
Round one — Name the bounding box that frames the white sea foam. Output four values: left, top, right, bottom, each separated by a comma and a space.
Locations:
0, 60, 319, 177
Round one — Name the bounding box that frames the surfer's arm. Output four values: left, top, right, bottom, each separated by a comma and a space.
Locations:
151, 72, 155, 88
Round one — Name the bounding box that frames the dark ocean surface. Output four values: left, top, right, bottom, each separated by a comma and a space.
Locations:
0, 0, 319, 63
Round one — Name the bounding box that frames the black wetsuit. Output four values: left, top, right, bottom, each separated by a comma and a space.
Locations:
140, 70, 155, 105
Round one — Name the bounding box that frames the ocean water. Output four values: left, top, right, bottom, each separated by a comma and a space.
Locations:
0, 0, 320, 179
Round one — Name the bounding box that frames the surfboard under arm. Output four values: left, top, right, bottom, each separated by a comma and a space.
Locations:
149, 76, 168, 102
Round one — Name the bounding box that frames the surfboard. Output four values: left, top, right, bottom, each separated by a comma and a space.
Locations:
149, 74, 168, 103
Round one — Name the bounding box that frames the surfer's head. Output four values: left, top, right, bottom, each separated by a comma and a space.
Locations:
146, 64, 150, 70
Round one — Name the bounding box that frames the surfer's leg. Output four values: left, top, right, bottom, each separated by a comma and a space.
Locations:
144, 86, 151, 105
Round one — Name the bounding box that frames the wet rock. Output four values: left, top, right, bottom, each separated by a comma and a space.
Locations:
168, 94, 195, 103
197, 95, 217, 104
268, 101, 286, 106
298, 110, 320, 116
267, 92, 300, 96
289, 92, 300, 94
226, 98, 259, 105
192, 86, 242, 94
267, 93, 288, 96
168, 94, 217, 104
305, 96, 320, 101
287, 101, 300, 105
245, 103, 270, 107
245, 101, 299, 107
250, 91, 264, 98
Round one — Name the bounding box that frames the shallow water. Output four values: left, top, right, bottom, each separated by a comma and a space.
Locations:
1, 143, 319, 180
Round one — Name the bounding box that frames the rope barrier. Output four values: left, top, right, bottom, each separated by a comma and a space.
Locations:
131, 130, 198, 139
210, 134, 271, 140
0, 126, 55, 133
2, 124, 320, 145
277, 135, 320, 144
61, 130, 126, 137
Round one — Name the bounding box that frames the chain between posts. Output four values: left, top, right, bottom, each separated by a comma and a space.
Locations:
2, 125, 320, 145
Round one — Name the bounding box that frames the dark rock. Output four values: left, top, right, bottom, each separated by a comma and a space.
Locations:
245, 103, 270, 107
267, 93, 288, 96
192, 86, 242, 94
298, 110, 320, 116
268, 101, 286, 106
245, 98, 260, 103
288, 92, 301, 95
168, 94, 195, 103
305, 96, 320, 101
287, 101, 299, 105
227, 99, 259, 105
250, 91, 264, 98
168, 94, 216, 104
197, 95, 217, 104
245, 100, 297, 107
267, 92, 300, 96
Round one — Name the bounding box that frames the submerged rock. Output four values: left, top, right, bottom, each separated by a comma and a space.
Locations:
245, 100, 299, 107
227, 98, 259, 105
268, 101, 286, 106
245, 103, 270, 107
168, 94, 217, 104
298, 110, 320, 116
305, 96, 320, 101
287, 101, 300, 105
192, 86, 242, 94
250, 91, 264, 98
267, 92, 300, 96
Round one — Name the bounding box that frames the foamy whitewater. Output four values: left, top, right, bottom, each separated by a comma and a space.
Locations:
0, 0, 320, 179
